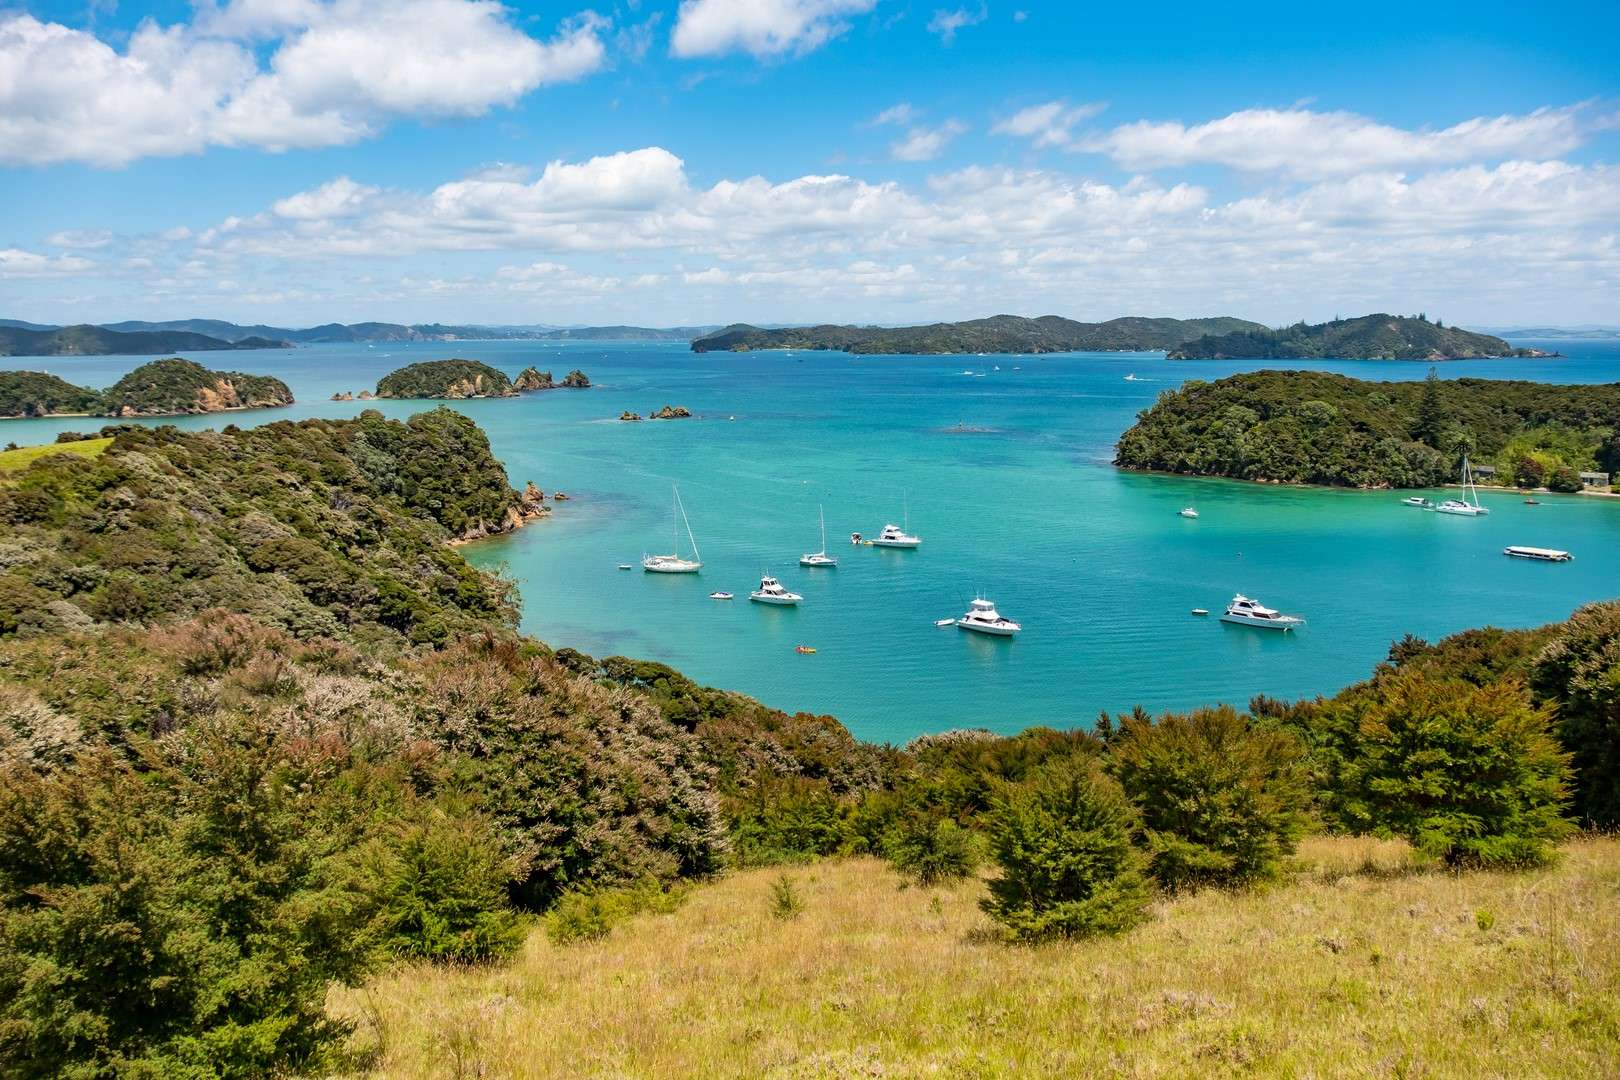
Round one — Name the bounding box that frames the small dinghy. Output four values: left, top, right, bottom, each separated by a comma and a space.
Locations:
1191, 608, 1209, 616
934, 618, 956, 627
709, 591, 733, 600
618, 564, 633, 570
1179, 507, 1199, 519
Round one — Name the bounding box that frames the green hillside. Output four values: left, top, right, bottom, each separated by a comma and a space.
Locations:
1167, 314, 1549, 360
1114, 369, 1620, 488
0, 371, 104, 417
0, 324, 292, 357
691, 315, 1266, 354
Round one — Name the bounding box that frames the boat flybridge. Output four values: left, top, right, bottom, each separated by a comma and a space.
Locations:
642, 484, 702, 573
800, 506, 838, 567
871, 494, 921, 548
957, 597, 1021, 636
1430, 454, 1489, 516
749, 574, 803, 605
1220, 594, 1305, 631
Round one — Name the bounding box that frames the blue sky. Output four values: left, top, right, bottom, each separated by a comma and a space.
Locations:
3, 0, 1618, 327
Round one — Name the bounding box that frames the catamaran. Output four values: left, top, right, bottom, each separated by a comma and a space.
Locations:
642, 484, 702, 573
871, 494, 921, 548
1431, 454, 1490, 516
800, 506, 838, 567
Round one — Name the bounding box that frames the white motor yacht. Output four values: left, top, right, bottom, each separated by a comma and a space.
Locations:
1179, 507, 1199, 518
957, 597, 1020, 636
1220, 594, 1304, 630
800, 506, 838, 567
871, 494, 921, 547
749, 575, 803, 605
643, 484, 703, 573
1401, 496, 1432, 508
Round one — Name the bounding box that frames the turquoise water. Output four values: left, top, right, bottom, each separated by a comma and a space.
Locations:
6, 340, 1619, 743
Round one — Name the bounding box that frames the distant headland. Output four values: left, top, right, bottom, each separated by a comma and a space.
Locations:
372, 359, 590, 400
689, 315, 1266, 355
1166, 314, 1555, 361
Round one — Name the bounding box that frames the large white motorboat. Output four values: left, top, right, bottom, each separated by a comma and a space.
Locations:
1430, 454, 1489, 516
800, 505, 838, 567
956, 597, 1020, 636
749, 574, 803, 605
642, 484, 702, 573
1220, 594, 1304, 630
1179, 507, 1199, 518
870, 494, 921, 548
1503, 546, 1572, 562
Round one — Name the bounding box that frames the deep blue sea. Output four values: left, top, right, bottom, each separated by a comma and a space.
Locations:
5, 338, 1618, 743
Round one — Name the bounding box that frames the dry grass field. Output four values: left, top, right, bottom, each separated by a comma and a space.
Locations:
332, 836, 1620, 1078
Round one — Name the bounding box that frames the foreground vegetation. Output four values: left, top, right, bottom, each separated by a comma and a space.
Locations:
1116, 368, 1620, 488
337, 838, 1620, 1079
691, 315, 1264, 354
1166, 313, 1545, 360
1, 413, 1616, 1077
0, 358, 292, 419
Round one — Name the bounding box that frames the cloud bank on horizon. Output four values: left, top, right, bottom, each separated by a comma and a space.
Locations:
2, 0, 1617, 326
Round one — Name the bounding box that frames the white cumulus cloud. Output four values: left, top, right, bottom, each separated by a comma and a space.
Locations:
0, 3, 608, 167
1084, 106, 1587, 178
670, 0, 876, 59
926, 4, 986, 44
991, 100, 1107, 148
0, 248, 95, 277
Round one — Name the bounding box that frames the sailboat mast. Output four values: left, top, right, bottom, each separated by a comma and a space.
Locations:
818, 505, 826, 554
681, 491, 700, 562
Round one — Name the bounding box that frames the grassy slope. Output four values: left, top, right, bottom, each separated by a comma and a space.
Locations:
337, 836, 1620, 1078
0, 437, 112, 474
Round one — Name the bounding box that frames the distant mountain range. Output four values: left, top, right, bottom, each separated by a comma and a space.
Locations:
1167, 315, 1553, 361
0, 318, 721, 356
689, 315, 1267, 355
1470, 326, 1620, 340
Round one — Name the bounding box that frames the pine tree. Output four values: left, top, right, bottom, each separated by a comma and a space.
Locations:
1411, 367, 1447, 448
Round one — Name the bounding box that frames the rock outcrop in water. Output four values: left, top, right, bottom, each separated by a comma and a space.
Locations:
650, 405, 692, 419
561, 369, 591, 388
514, 367, 553, 391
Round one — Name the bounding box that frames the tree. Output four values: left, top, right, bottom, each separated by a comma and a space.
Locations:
884, 813, 979, 886
1411, 367, 1447, 448
1107, 706, 1310, 890
1334, 671, 1572, 867
1531, 600, 1620, 826
980, 755, 1151, 941
1547, 464, 1584, 493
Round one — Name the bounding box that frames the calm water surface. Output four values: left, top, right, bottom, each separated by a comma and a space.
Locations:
6, 338, 1618, 743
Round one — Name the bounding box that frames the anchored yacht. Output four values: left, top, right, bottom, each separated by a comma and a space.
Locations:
749, 575, 803, 605
1430, 454, 1489, 516
642, 484, 702, 573
956, 597, 1021, 636
1220, 594, 1304, 631
1179, 507, 1199, 518
800, 506, 838, 567
870, 493, 921, 548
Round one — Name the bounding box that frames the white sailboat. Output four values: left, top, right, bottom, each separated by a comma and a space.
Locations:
800, 506, 838, 567
642, 484, 702, 573
1431, 454, 1490, 516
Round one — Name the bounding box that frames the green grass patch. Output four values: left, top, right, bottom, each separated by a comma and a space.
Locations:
0, 436, 112, 474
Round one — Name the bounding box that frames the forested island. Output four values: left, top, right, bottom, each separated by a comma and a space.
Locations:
0, 408, 1616, 1076
0, 359, 293, 419
374, 360, 590, 399
0, 323, 293, 357
1167, 314, 1551, 360
1115, 369, 1619, 488
690, 314, 1265, 354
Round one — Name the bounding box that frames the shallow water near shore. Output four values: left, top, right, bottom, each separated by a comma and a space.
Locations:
6, 339, 1619, 743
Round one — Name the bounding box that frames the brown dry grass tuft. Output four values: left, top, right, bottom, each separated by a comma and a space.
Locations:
331, 836, 1620, 1078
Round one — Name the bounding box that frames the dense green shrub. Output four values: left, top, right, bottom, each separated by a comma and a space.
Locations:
726, 777, 848, 866
1107, 706, 1309, 890
367, 802, 524, 963
884, 813, 981, 886
980, 756, 1152, 942
1333, 672, 1573, 867
769, 874, 804, 920
1531, 600, 1620, 826
545, 879, 689, 944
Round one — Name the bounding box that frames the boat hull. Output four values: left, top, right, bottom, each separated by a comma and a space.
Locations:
1221, 613, 1301, 630
750, 593, 801, 605
643, 560, 701, 573
799, 556, 838, 567
957, 620, 1017, 636
870, 539, 920, 548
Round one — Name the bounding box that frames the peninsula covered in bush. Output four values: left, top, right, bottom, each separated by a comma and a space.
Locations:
0, 323, 292, 357
373, 359, 590, 399
690, 314, 1266, 354
1114, 369, 1620, 488
0, 358, 293, 419
1167, 314, 1551, 360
